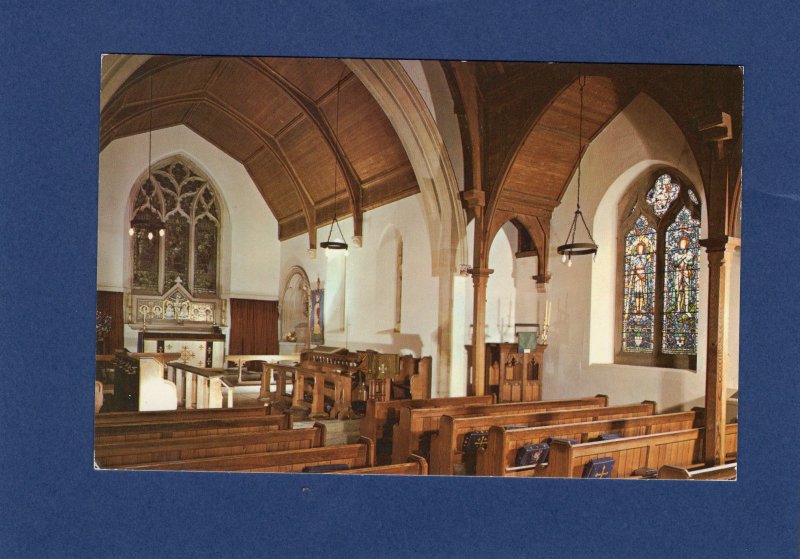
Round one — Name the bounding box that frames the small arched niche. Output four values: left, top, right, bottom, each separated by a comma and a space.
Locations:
280, 266, 311, 347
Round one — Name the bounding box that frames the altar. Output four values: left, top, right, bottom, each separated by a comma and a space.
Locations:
137, 331, 226, 368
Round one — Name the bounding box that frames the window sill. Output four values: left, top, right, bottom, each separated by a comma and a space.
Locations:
587, 362, 698, 375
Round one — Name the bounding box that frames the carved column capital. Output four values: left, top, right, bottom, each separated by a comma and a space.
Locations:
532, 273, 551, 286
469, 267, 494, 286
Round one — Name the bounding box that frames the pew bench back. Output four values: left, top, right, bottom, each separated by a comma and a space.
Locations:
545, 424, 738, 479
428, 402, 658, 475
360, 395, 495, 462
126, 437, 376, 473
95, 423, 326, 467
392, 395, 612, 464
474, 411, 697, 477
95, 406, 271, 425
94, 413, 292, 444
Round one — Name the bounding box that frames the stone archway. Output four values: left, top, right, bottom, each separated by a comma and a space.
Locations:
345, 59, 467, 396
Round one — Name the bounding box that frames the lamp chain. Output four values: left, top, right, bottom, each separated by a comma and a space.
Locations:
576, 75, 585, 211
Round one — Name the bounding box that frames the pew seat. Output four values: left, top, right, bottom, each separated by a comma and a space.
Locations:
335, 455, 428, 475
658, 463, 737, 480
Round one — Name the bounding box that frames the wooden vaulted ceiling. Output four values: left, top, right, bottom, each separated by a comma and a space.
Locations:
444, 61, 743, 269
100, 56, 419, 242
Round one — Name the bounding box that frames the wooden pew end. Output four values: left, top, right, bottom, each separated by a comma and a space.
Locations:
312, 422, 328, 446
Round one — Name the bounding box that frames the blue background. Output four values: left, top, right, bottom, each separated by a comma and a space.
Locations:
1, 2, 798, 557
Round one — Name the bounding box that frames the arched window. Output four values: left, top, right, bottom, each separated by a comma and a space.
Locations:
130, 159, 220, 296
617, 172, 701, 369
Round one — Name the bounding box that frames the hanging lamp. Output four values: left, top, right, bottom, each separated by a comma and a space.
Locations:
129, 71, 165, 241
557, 75, 598, 267
320, 71, 348, 252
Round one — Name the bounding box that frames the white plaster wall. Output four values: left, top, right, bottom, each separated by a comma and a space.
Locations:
98, 125, 281, 350
543, 94, 740, 412
514, 255, 540, 326
484, 224, 517, 343
279, 194, 441, 386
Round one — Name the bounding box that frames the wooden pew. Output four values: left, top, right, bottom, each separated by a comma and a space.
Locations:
474, 411, 697, 477
545, 424, 738, 479
429, 402, 659, 475
360, 395, 496, 463
335, 455, 428, 476
95, 423, 326, 468
95, 406, 271, 425
392, 395, 613, 464
658, 463, 737, 480
94, 412, 293, 444
126, 437, 376, 473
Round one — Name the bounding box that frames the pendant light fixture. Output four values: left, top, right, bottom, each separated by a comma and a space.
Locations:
320, 70, 348, 253
129, 71, 165, 241
557, 75, 598, 267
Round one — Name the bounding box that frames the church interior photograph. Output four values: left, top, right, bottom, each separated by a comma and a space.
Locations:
95, 54, 742, 480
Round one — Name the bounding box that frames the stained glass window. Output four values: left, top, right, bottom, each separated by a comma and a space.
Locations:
662, 207, 700, 354
622, 216, 657, 352
618, 172, 701, 366
130, 158, 220, 296
646, 174, 680, 216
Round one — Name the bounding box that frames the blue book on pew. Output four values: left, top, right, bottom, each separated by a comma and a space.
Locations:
302, 464, 350, 473
543, 438, 579, 463
582, 457, 615, 478
597, 433, 624, 441
461, 430, 489, 452
515, 443, 549, 467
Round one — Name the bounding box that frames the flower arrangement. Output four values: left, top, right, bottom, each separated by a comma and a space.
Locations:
96, 311, 112, 343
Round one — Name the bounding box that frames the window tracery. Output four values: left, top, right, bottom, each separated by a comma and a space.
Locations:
617, 171, 701, 368
130, 159, 220, 296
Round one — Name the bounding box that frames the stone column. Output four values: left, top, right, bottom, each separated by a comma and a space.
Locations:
470, 267, 493, 396
699, 235, 735, 465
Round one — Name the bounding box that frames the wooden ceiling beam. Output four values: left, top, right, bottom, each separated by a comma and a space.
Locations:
101, 89, 318, 249
243, 57, 363, 240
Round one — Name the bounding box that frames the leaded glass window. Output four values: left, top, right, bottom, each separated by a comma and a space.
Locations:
617, 171, 701, 368
646, 174, 680, 216
662, 208, 700, 354
130, 158, 220, 296
622, 216, 657, 352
